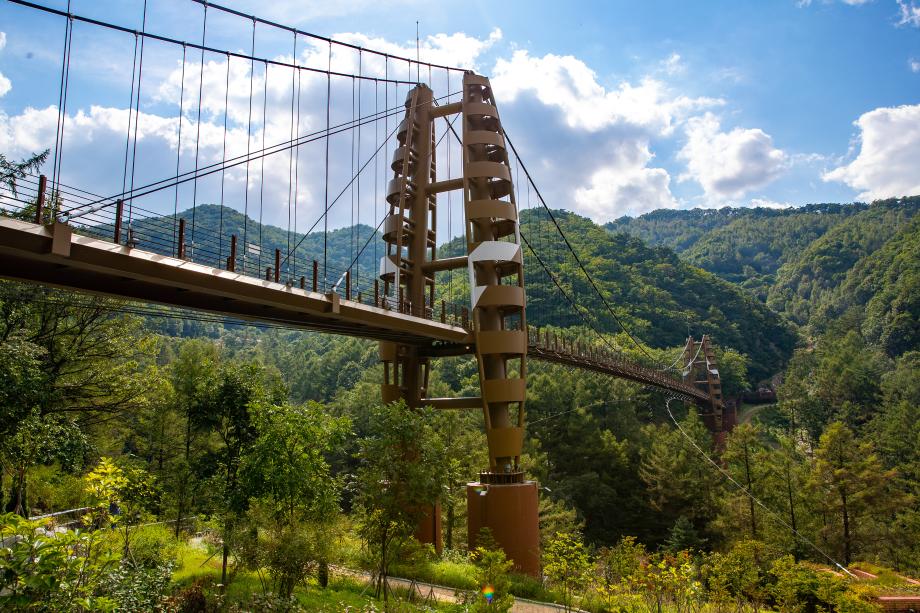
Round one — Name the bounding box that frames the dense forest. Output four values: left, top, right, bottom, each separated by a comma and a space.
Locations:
2, 151, 919, 611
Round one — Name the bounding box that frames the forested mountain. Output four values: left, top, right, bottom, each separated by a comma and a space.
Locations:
766, 198, 920, 341
609, 197, 920, 355
606, 202, 866, 256
515, 210, 795, 382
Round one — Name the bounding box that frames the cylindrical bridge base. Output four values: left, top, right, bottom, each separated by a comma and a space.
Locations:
413, 501, 443, 554
467, 480, 540, 576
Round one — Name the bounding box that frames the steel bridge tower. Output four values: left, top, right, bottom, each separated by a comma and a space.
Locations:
378, 73, 539, 574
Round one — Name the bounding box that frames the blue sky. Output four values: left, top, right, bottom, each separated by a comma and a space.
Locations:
1, 0, 918, 230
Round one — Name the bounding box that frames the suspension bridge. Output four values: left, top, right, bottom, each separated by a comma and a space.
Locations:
0, 0, 727, 575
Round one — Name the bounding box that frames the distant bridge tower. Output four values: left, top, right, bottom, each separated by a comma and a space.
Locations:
378, 73, 539, 575
682, 335, 732, 435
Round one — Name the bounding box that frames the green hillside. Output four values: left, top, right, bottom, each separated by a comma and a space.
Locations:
766, 197, 920, 333
606, 203, 865, 255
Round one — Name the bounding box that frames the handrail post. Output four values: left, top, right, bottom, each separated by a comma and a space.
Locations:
274, 249, 281, 283
113, 199, 124, 244
374, 279, 379, 307
34, 175, 47, 225
345, 270, 351, 300
312, 260, 318, 292
177, 218, 186, 258
228, 234, 237, 271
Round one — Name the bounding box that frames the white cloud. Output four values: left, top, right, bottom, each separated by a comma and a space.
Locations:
911, 58, 920, 72
661, 52, 684, 76
0, 32, 6, 51
797, 0, 872, 6
574, 142, 676, 222
678, 113, 787, 200
898, 0, 920, 26
823, 103, 920, 199
492, 50, 721, 134
332, 28, 502, 73
488, 50, 726, 219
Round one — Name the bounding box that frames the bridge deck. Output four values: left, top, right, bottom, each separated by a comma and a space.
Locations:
527, 342, 708, 403
0, 217, 471, 346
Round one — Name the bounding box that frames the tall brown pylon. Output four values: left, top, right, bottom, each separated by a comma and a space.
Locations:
682, 335, 731, 436
378, 73, 539, 575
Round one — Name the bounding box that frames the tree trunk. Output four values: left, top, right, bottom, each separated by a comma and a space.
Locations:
785, 459, 799, 558
742, 442, 757, 539
221, 541, 229, 587
445, 496, 455, 551
841, 488, 851, 566
318, 559, 329, 588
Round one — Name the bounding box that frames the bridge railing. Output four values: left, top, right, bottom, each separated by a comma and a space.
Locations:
1, 175, 474, 331
527, 327, 707, 401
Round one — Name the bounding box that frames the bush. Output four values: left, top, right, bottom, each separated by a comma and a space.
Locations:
0, 513, 119, 611
126, 524, 179, 568
508, 572, 553, 601
99, 559, 175, 612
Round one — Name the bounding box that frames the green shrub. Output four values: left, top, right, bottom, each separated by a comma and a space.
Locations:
508, 572, 553, 601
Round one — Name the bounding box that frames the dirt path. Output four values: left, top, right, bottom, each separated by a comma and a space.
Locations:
738, 403, 773, 425
333, 566, 575, 612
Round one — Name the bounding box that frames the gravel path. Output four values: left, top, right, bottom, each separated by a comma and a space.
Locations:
333, 566, 576, 612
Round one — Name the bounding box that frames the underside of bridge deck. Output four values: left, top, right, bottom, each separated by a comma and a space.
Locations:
0, 217, 472, 347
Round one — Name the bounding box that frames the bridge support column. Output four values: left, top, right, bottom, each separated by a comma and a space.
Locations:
467, 479, 540, 576
379, 84, 443, 554
378, 73, 540, 572
460, 73, 539, 575
683, 335, 728, 438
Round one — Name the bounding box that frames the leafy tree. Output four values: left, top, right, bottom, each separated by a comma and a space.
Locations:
635, 550, 701, 613
84, 457, 159, 558
719, 424, 769, 540
640, 409, 719, 544
190, 359, 284, 586
0, 513, 118, 612
702, 540, 775, 613
0, 282, 158, 511
353, 401, 444, 600
666, 516, 706, 553
759, 434, 811, 558
543, 531, 592, 613
169, 339, 219, 539
241, 401, 350, 595
810, 422, 907, 565
2, 410, 85, 516
470, 536, 515, 612
0, 150, 48, 196
430, 407, 486, 552
596, 536, 647, 611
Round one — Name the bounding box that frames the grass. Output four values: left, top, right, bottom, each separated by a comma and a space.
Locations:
391, 556, 478, 592
172, 539, 457, 611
